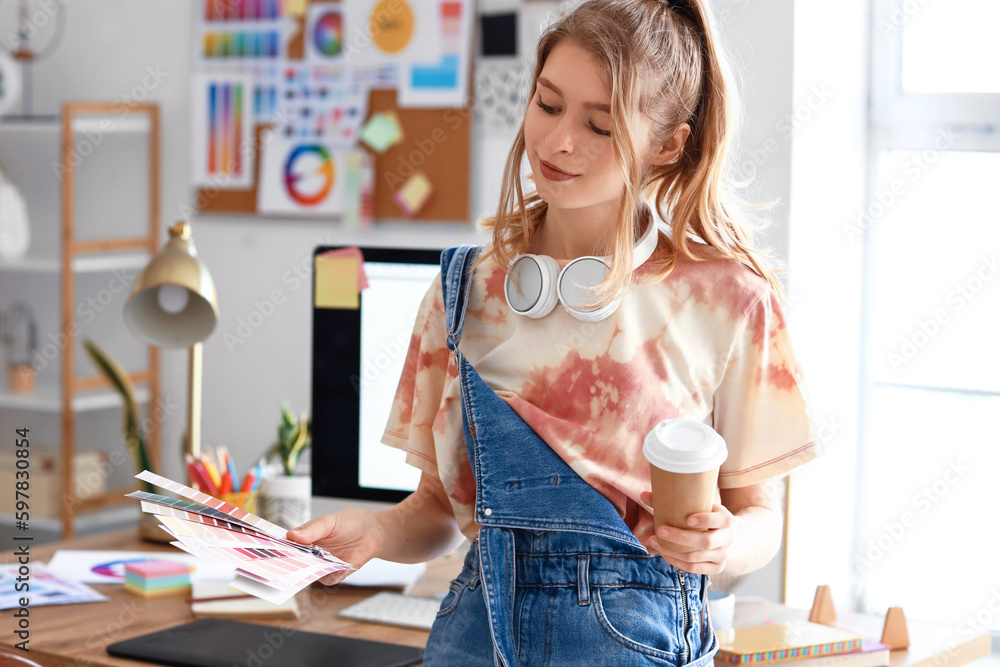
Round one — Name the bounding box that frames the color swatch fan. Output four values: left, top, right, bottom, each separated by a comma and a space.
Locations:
127, 471, 353, 605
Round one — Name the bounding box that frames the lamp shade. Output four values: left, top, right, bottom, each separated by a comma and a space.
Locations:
124, 222, 219, 348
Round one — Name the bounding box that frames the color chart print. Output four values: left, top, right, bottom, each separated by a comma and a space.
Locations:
258, 136, 349, 215
204, 0, 281, 21
136, 470, 287, 540
130, 471, 352, 606
276, 63, 368, 144
398, 0, 473, 107
191, 72, 254, 188
199, 0, 284, 63
306, 3, 345, 62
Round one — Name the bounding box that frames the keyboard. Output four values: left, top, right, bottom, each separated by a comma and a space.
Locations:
338, 592, 441, 630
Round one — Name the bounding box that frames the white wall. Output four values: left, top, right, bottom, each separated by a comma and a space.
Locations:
14, 0, 802, 600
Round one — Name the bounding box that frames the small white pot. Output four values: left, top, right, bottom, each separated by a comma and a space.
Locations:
259, 475, 312, 528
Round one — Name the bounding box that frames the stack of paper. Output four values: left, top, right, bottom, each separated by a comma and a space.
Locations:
189, 580, 300, 619
127, 471, 353, 605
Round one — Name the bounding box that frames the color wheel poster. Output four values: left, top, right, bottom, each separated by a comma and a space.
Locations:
257, 135, 348, 215
191, 72, 255, 189
306, 3, 345, 63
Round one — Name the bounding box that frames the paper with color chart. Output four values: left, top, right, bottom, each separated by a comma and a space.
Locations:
45, 550, 234, 584
275, 63, 369, 145
196, 0, 285, 65
306, 3, 345, 64
127, 471, 353, 605
257, 135, 350, 216
191, 71, 255, 189
0, 564, 107, 610
398, 0, 474, 108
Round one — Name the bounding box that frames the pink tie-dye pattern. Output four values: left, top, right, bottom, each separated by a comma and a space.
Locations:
380, 248, 822, 541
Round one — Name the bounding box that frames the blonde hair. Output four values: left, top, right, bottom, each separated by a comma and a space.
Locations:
479, 0, 784, 304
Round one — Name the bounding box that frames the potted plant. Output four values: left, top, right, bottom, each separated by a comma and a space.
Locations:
82, 339, 168, 542
258, 402, 312, 528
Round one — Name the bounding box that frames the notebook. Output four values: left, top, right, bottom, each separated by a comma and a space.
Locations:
106, 618, 424, 667
715, 620, 864, 664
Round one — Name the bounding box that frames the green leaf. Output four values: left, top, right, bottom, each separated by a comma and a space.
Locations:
83, 339, 155, 494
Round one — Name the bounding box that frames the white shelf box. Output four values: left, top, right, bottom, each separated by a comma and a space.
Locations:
0, 384, 151, 412
0, 252, 151, 274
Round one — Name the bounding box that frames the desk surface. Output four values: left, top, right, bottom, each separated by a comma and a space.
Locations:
3, 530, 994, 667
3, 529, 466, 667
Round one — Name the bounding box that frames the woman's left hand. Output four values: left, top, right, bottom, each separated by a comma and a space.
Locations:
642, 496, 737, 576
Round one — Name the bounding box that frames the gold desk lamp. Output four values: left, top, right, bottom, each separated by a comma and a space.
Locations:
124, 221, 218, 462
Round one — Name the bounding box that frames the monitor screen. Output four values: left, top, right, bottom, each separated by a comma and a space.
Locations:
311, 246, 443, 503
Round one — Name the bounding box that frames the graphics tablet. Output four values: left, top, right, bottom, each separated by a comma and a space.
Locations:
106, 618, 424, 667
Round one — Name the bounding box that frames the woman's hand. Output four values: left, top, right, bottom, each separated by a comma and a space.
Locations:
641, 492, 738, 576
286, 509, 387, 585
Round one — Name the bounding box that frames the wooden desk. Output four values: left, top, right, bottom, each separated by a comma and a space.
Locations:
4, 531, 993, 667
2, 529, 466, 667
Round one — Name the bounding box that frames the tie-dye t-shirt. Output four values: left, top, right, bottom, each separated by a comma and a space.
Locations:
380, 243, 822, 544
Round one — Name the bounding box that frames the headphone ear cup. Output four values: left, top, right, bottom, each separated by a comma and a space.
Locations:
557, 256, 616, 322
505, 254, 560, 318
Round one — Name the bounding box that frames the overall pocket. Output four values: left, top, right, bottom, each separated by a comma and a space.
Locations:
591, 586, 687, 666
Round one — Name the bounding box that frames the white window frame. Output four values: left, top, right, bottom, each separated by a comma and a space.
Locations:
855, 0, 1000, 616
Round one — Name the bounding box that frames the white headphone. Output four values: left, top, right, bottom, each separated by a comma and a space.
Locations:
504, 212, 659, 322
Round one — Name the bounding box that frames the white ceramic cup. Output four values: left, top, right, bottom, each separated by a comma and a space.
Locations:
707, 590, 736, 631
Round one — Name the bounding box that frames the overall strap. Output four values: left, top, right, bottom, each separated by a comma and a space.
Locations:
440, 245, 482, 352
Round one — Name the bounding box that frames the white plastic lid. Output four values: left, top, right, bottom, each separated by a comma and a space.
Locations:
642, 418, 728, 473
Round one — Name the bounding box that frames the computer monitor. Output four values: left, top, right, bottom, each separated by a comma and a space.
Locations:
311, 246, 444, 503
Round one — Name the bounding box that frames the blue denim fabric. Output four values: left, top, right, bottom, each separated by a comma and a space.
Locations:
424, 246, 719, 667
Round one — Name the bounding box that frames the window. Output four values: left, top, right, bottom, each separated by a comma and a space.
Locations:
860, 0, 1000, 629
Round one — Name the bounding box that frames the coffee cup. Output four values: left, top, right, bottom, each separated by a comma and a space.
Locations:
643, 418, 728, 553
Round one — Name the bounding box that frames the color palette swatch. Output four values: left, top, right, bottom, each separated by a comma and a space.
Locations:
204, 0, 282, 21
192, 73, 254, 189
128, 471, 353, 605
198, 0, 284, 63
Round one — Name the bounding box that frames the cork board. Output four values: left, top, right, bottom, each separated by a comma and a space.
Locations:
194, 0, 473, 223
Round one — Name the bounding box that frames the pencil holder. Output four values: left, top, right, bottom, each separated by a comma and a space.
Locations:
221, 491, 258, 514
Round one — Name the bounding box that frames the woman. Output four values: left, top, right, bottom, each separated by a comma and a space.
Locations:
290, 0, 821, 663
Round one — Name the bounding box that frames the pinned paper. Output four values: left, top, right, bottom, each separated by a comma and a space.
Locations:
285, 0, 308, 16
358, 110, 403, 153
315, 247, 369, 309
393, 171, 433, 216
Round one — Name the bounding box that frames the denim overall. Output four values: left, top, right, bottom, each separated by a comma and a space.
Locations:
422, 246, 719, 667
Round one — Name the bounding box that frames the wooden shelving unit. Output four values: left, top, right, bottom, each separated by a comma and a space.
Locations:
57, 102, 161, 540
0, 103, 162, 540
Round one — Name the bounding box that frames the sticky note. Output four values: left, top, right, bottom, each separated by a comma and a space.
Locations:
285, 0, 307, 16
393, 171, 433, 217
359, 111, 403, 153
315, 248, 369, 309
